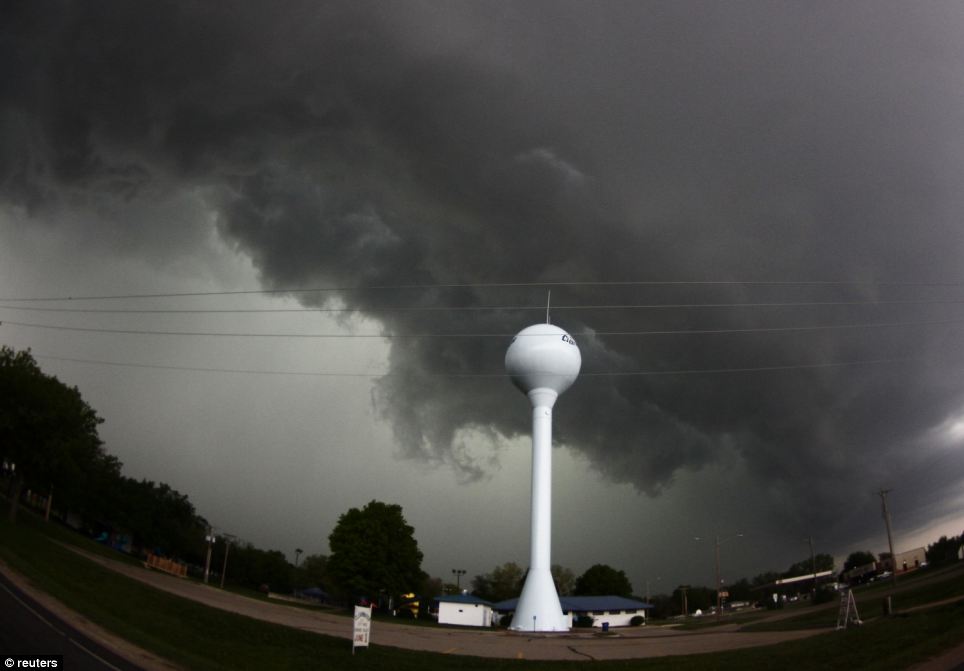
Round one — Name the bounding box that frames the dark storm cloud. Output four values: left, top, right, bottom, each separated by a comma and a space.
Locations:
4, 0, 964, 547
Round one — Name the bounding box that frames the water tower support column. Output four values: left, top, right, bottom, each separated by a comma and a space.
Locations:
529, 388, 556, 575
511, 388, 569, 632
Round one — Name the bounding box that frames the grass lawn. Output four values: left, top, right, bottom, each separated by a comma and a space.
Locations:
2, 515, 964, 670
743, 564, 964, 632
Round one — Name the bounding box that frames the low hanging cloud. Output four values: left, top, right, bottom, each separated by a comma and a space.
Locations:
4, 0, 964, 547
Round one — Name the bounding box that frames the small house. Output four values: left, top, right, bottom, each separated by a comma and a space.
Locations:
435, 594, 495, 627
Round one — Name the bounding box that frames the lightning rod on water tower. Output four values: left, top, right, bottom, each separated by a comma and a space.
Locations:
505, 322, 581, 632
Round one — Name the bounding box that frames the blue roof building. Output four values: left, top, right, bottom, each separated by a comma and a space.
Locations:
494, 595, 653, 629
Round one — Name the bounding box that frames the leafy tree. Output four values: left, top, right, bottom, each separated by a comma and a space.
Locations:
297, 553, 329, 589
102, 477, 207, 562
926, 534, 963, 566
843, 551, 876, 572
327, 500, 426, 602
551, 564, 575, 596
671, 585, 715, 615
471, 562, 524, 602
752, 571, 781, 587
784, 553, 834, 578
727, 577, 753, 602
574, 564, 633, 596
1, 347, 106, 522
226, 542, 292, 592
419, 576, 445, 614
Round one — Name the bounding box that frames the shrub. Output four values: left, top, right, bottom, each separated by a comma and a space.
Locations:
630, 615, 644, 626
575, 615, 594, 628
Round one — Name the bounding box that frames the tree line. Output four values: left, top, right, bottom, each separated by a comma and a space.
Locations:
3, 345, 962, 614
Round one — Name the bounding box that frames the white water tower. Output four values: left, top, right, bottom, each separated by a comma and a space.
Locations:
505, 322, 581, 632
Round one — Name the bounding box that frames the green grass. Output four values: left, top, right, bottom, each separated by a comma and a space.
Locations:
3, 514, 964, 670
743, 565, 964, 632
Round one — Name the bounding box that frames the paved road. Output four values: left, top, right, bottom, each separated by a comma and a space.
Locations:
35, 546, 827, 660
4, 548, 964, 667
0, 570, 144, 671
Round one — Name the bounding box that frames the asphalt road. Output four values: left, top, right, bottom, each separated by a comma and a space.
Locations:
0, 570, 143, 671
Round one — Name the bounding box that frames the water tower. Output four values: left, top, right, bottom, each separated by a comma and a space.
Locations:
505, 322, 581, 631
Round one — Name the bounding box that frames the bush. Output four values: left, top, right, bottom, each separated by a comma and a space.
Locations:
630, 615, 644, 626
575, 615, 594, 628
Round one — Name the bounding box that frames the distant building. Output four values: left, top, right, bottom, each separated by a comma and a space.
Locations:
435, 594, 495, 627
753, 570, 837, 601
842, 546, 927, 585
880, 547, 926, 573
495, 595, 652, 629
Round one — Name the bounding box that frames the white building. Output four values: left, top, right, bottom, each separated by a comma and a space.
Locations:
435, 594, 495, 627
494, 595, 652, 629
561, 596, 651, 628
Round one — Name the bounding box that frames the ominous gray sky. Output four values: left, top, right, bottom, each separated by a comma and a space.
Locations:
3, 0, 964, 593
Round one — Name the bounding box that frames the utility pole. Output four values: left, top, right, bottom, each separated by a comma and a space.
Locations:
696, 533, 742, 621
877, 489, 899, 590
220, 535, 234, 589
714, 535, 722, 620
807, 535, 817, 599
203, 530, 215, 584
679, 585, 689, 618
646, 577, 660, 604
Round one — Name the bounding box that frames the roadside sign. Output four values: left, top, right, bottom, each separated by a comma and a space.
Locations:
353, 605, 372, 654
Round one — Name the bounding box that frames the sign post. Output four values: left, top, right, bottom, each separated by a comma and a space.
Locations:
352, 605, 372, 654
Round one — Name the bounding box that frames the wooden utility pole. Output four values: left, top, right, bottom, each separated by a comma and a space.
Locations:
878, 489, 899, 590
808, 535, 817, 599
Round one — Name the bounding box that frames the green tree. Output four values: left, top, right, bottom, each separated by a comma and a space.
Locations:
843, 551, 876, 572
727, 577, 753, 602
671, 585, 715, 615
326, 500, 426, 602
227, 542, 293, 592
551, 564, 575, 596
926, 534, 963, 566
0, 347, 106, 522
784, 553, 834, 578
297, 553, 329, 589
574, 564, 633, 596
104, 477, 207, 562
752, 571, 781, 587
471, 562, 524, 602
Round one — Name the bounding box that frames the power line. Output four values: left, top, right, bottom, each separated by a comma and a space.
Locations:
4, 279, 964, 302
4, 317, 964, 339
32, 352, 926, 379
3, 298, 964, 315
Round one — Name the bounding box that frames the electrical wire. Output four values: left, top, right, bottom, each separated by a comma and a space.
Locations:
32, 352, 927, 378
4, 279, 964, 302
4, 317, 964, 338
3, 298, 964, 314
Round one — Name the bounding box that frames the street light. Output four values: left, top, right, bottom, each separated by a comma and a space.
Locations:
696, 533, 743, 620
295, 548, 303, 568
452, 568, 467, 591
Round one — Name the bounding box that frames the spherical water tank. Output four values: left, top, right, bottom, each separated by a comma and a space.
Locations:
505, 323, 581, 395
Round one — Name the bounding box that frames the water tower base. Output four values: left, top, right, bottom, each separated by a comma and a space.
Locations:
508, 568, 570, 632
